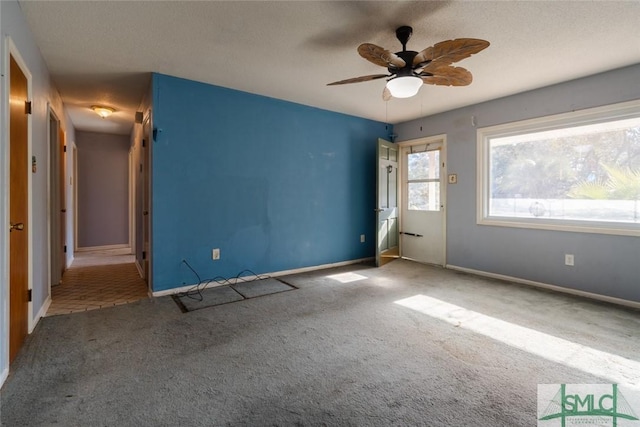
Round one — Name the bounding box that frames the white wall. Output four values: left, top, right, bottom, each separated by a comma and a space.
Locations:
0, 0, 74, 388
76, 131, 130, 248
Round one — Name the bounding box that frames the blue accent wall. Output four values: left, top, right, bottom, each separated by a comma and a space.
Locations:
151, 73, 390, 291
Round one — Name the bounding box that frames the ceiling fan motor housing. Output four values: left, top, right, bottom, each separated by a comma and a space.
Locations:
390, 26, 421, 77
389, 50, 419, 77
396, 26, 413, 49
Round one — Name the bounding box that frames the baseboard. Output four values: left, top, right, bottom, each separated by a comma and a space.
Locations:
76, 244, 130, 253
152, 257, 374, 297
0, 366, 8, 389
446, 264, 640, 310
30, 296, 52, 331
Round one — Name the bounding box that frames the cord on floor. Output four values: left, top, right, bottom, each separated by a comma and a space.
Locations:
178, 259, 272, 301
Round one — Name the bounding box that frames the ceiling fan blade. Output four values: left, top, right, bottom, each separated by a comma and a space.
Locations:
358, 43, 406, 68
382, 86, 392, 101
413, 38, 490, 67
421, 65, 473, 86
327, 74, 390, 86
419, 60, 455, 75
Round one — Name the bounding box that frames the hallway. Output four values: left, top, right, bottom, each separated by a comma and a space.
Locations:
47, 248, 149, 316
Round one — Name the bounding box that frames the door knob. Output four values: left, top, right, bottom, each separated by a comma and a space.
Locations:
10, 222, 24, 232
374, 208, 383, 212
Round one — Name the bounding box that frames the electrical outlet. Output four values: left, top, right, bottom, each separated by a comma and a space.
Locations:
565, 254, 574, 266
212, 248, 220, 260
360, 234, 365, 243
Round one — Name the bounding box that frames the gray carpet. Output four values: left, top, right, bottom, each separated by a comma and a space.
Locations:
174, 285, 245, 312
2, 259, 640, 426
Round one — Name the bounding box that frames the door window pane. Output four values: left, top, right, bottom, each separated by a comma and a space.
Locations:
408, 182, 440, 211
408, 151, 440, 180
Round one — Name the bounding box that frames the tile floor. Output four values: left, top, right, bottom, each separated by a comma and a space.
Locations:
47, 248, 149, 316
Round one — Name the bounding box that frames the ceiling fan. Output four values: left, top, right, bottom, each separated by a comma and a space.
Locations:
327, 26, 489, 100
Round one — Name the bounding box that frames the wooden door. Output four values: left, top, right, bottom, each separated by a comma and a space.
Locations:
9, 55, 30, 363
59, 128, 66, 276
49, 115, 66, 285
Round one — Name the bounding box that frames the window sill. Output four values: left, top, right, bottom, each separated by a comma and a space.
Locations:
477, 217, 640, 237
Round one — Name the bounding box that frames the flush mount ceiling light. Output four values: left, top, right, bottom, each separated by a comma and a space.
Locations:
386, 76, 423, 98
91, 105, 115, 119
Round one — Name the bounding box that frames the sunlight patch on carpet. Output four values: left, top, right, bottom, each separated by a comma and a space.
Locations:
326, 272, 368, 283
395, 294, 640, 388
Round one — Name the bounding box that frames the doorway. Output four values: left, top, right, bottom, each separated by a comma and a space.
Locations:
399, 136, 446, 266
134, 115, 151, 286
47, 248, 148, 316
9, 52, 31, 363
376, 138, 399, 267
51, 130, 140, 315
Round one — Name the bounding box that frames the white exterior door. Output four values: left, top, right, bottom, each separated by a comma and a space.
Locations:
400, 139, 445, 265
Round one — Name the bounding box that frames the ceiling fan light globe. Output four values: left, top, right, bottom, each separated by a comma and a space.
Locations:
386, 76, 422, 98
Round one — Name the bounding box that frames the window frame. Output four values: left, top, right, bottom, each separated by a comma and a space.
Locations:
476, 99, 640, 237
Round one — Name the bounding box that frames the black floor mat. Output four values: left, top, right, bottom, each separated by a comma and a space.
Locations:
172, 277, 296, 313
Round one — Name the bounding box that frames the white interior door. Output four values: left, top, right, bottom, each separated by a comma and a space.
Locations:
400, 140, 445, 265
376, 138, 399, 266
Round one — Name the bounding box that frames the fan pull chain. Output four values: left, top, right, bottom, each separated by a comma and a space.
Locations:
385, 100, 391, 135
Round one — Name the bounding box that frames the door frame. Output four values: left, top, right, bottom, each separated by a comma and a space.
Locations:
375, 138, 400, 267
47, 105, 64, 294
3, 37, 34, 364
398, 134, 448, 266
142, 113, 152, 290
133, 112, 152, 289
69, 142, 76, 265
128, 146, 135, 255
73, 143, 79, 252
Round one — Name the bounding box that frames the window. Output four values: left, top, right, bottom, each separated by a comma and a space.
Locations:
407, 149, 440, 211
477, 100, 640, 236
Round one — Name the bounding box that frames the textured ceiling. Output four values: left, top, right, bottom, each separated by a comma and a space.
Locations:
19, 0, 640, 135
